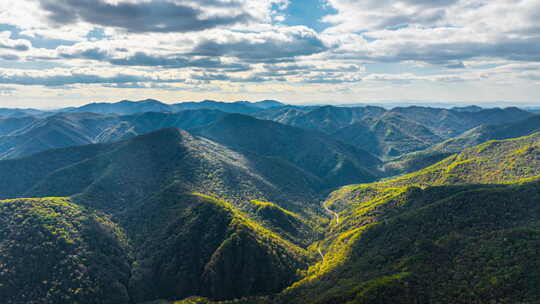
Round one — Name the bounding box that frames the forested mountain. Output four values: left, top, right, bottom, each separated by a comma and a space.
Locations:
256, 105, 532, 158
193, 114, 381, 188
271, 133, 540, 304
65, 99, 284, 115
282, 180, 540, 304
0, 128, 325, 303
0, 112, 381, 190
385, 114, 540, 174
0, 100, 539, 304
0, 110, 226, 159
170, 126, 540, 304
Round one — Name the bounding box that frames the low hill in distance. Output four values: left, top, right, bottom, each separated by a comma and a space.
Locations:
0, 110, 225, 160
65, 99, 285, 115
385, 114, 540, 174
256, 105, 532, 158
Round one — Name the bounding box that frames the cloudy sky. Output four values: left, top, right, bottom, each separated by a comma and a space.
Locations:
0, 0, 539, 108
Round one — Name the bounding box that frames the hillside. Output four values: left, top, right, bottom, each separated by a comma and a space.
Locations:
0, 128, 331, 212
333, 112, 442, 157
283, 180, 540, 304
385, 114, 540, 174
0, 129, 321, 303
0, 116, 38, 136
0, 114, 109, 159
127, 191, 309, 302
161, 130, 540, 304
194, 113, 382, 188
256, 105, 532, 158
255, 106, 386, 134
327, 132, 540, 212
0, 110, 226, 160
0, 197, 131, 304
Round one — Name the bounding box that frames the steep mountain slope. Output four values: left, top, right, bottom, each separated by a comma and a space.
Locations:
333, 112, 442, 157
0, 128, 326, 212
127, 191, 309, 302
390, 106, 532, 138
0, 116, 38, 136
94, 110, 227, 142
0, 198, 131, 304
164, 130, 540, 304
0, 114, 102, 159
328, 132, 540, 212
284, 180, 540, 304
427, 113, 540, 154
274, 132, 540, 303
0, 129, 319, 303
194, 114, 382, 188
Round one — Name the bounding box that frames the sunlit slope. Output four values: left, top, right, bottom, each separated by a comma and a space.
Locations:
127, 191, 310, 302
0, 127, 324, 214
280, 132, 540, 304
385, 114, 540, 174
329, 131, 540, 211
283, 180, 540, 304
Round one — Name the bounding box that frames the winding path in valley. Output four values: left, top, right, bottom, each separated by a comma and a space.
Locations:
318, 202, 341, 260
323, 202, 340, 224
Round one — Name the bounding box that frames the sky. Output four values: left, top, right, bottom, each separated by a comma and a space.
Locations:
0, 0, 539, 108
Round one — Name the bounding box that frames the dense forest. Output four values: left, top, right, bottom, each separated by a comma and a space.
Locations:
0, 100, 538, 304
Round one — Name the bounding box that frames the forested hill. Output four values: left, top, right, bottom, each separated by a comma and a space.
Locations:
0, 100, 539, 304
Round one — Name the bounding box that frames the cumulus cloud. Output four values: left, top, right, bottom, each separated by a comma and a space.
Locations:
191, 26, 328, 62
56, 43, 249, 69
36, 0, 288, 33
0, 31, 32, 51
1, 0, 540, 103
0, 68, 187, 86
322, 0, 540, 66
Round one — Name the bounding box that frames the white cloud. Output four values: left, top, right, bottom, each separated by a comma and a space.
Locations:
0, 31, 32, 51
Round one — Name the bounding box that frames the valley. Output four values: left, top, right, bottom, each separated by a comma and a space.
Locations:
0, 99, 538, 304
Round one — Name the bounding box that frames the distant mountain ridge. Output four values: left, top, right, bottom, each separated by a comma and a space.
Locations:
0, 99, 287, 118
256, 105, 533, 158
385, 114, 540, 174
65, 99, 286, 115
0, 100, 533, 168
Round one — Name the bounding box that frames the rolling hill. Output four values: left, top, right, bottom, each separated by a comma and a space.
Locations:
256, 105, 532, 159
65, 99, 285, 115
0, 110, 226, 160
385, 114, 540, 174
194, 114, 382, 188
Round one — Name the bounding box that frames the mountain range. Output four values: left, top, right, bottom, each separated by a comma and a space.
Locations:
0, 99, 539, 304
